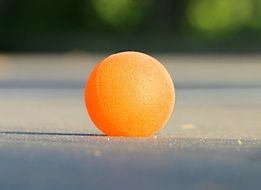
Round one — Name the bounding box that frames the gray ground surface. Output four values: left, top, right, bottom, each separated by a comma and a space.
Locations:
1, 134, 261, 190
0, 54, 261, 189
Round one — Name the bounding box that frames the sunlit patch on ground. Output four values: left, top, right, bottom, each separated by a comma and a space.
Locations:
0, 55, 13, 80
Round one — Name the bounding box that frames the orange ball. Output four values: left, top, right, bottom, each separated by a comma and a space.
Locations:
85, 51, 175, 137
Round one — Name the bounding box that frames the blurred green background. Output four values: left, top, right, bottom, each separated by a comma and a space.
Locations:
1, 0, 261, 53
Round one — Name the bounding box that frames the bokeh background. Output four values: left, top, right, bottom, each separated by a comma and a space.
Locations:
1, 0, 261, 53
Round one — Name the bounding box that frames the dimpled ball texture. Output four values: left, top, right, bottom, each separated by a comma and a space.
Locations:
85, 51, 175, 137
